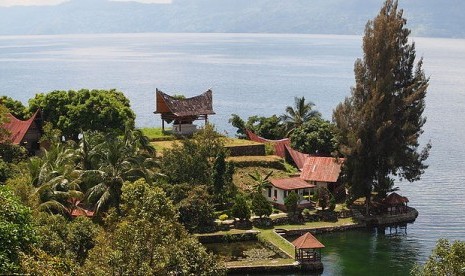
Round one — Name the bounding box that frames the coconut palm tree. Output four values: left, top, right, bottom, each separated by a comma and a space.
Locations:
281, 96, 321, 136
82, 128, 158, 214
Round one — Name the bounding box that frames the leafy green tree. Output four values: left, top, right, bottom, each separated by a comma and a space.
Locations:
284, 191, 300, 215
178, 185, 216, 233
161, 125, 226, 185
411, 239, 465, 276
281, 96, 321, 136
333, 0, 430, 213
317, 187, 331, 210
251, 192, 272, 218
231, 194, 251, 221
0, 186, 36, 274
211, 151, 236, 209
28, 89, 135, 140
0, 96, 30, 120
81, 179, 225, 275
290, 117, 339, 155
82, 130, 156, 215
229, 114, 286, 140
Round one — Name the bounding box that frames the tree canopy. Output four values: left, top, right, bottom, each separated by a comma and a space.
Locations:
281, 96, 321, 136
28, 89, 135, 140
290, 117, 339, 155
333, 0, 430, 210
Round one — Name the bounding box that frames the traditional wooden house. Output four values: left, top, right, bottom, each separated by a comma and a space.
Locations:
154, 89, 215, 135
300, 156, 345, 195
264, 177, 315, 210
292, 232, 325, 264
2, 110, 42, 154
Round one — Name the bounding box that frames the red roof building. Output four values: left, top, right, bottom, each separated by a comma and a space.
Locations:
2, 110, 42, 153
300, 156, 345, 183
270, 177, 315, 190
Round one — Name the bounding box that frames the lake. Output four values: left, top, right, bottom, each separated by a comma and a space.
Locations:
1, 33, 464, 275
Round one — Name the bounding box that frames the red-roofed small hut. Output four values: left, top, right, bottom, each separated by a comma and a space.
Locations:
292, 232, 325, 264
266, 178, 315, 210
154, 89, 215, 135
2, 110, 42, 154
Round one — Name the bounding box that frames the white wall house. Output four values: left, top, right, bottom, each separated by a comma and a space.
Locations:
263, 178, 315, 210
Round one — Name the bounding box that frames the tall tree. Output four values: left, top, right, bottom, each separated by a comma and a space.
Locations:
333, 0, 430, 212
281, 96, 321, 136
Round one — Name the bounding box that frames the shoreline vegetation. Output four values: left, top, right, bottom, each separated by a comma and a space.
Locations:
1, 1, 449, 275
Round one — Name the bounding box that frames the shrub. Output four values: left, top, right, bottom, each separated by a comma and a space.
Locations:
218, 214, 228, 221
231, 194, 250, 221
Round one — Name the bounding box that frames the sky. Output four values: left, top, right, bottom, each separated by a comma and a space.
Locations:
0, 0, 172, 7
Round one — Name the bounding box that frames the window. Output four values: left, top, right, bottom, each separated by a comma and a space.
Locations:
268, 187, 272, 197
274, 189, 277, 198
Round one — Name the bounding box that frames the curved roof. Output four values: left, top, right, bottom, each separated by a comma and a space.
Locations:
2, 110, 40, 144
292, 232, 325, 249
155, 89, 215, 117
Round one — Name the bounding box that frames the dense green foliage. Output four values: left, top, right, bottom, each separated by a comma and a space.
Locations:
211, 151, 236, 209
29, 89, 135, 140
161, 125, 226, 185
251, 192, 272, 218
81, 179, 224, 275
0, 186, 36, 274
231, 194, 251, 221
229, 114, 286, 140
333, 0, 430, 211
0, 96, 29, 120
411, 239, 465, 276
284, 191, 300, 215
290, 117, 339, 155
178, 185, 216, 233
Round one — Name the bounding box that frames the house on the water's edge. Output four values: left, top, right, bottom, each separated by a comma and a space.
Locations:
154, 89, 215, 135
2, 110, 42, 154
263, 156, 345, 210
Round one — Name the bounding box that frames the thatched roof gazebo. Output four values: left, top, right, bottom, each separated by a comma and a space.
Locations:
154, 89, 215, 135
383, 192, 409, 215
292, 232, 325, 264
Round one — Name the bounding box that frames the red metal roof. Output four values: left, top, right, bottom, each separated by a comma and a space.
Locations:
269, 177, 315, 190
300, 156, 344, 183
2, 110, 40, 144
246, 129, 290, 158
285, 144, 309, 171
292, 232, 325, 249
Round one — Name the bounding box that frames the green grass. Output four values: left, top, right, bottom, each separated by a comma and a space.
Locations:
223, 137, 263, 147
140, 127, 174, 141
226, 258, 295, 267
276, 218, 356, 231
258, 229, 295, 258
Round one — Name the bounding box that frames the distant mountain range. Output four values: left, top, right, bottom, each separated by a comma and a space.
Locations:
0, 0, 463, 38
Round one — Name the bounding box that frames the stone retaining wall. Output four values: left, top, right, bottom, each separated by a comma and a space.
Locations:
225, 144, 266, 156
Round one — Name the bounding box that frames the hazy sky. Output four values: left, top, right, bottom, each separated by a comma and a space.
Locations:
0, 0, 172, 7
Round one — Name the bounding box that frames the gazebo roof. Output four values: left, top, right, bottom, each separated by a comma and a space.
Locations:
2, 110, 41, 144
155, 89, 215, 117
384, 192, 409, 206
292, 232, 325, 249
300, 156, 345, 183
269, 177, 315, 191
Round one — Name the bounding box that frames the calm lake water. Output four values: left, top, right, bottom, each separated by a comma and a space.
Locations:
1, 33, 465, 275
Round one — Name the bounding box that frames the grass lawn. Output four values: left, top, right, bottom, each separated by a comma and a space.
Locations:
258, 229, 295, 258
140, 127, 174, 141
276, 217, 357, 231
226, 258, 295, 267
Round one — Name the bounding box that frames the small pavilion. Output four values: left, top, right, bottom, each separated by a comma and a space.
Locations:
292, 232, 325, 263
383, 192, 409, 215
154, 89, 215, 135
